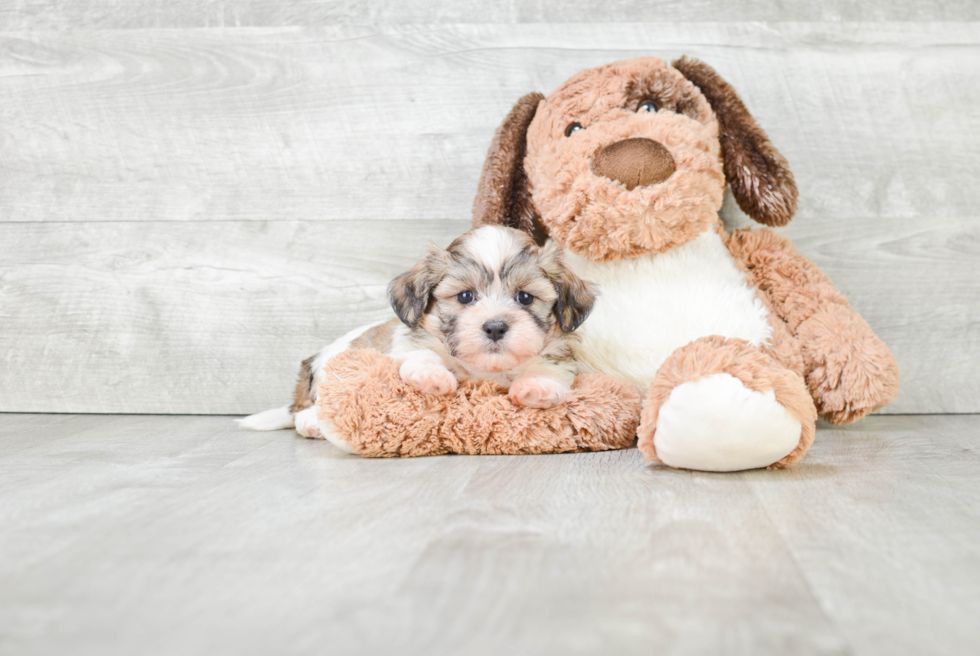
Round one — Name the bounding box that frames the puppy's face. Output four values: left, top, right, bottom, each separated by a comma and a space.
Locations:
389, 226, 595, 373
524, 57, 725, 262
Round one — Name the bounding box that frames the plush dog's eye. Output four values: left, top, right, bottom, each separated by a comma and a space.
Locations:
457, 290, 475, 305
517, 291, 534, 306
638, 100, 659, 113
564, 122, 583, 137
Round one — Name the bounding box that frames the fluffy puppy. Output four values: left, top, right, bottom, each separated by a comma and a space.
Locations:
239, 225, 597, 440
387, 225, 596, 406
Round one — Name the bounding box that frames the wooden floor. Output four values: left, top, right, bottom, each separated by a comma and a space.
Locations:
1, 414, 978, 655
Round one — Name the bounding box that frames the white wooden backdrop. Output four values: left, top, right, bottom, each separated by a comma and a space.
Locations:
1, 10, 978, 414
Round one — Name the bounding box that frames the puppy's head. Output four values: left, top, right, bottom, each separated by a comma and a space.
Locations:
473, 57, 798, 262
388, 226, 596, 373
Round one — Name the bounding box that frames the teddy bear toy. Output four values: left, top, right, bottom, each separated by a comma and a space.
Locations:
313, 55, 899, 471
469, 56, 900, 471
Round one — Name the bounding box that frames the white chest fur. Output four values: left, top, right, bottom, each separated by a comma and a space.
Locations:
564, 229, 771, 392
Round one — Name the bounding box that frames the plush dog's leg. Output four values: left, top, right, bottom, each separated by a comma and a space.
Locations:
396, 349, 459, 396
296, 405, 356, 454
726, 228, 900, 424
637, 336, 817, 471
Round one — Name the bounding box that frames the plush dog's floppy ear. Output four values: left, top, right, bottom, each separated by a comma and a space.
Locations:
388, 245, 450, 329
540, 240, 597, 333
672, 56, 798, 227
472, 92, 545, 238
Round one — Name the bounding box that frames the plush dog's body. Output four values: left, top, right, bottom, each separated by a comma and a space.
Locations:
564, 229, 771, 390
472, 56, 900, 471
240, 226, 596, 444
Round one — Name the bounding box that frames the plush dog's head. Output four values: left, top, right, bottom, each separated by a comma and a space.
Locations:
388, 226, 596, 373
473, 57, 798, 262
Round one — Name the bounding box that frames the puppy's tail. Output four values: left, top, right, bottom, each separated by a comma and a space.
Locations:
236, 406, 295, 431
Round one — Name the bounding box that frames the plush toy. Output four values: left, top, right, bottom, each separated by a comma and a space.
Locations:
316, 349, 640, 456
317, 55, 899, 470
469, 56, 900, 470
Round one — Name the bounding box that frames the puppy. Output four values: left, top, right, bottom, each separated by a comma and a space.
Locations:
239, 225, 597, 440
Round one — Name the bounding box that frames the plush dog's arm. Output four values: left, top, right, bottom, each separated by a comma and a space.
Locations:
726, 228, 900, 424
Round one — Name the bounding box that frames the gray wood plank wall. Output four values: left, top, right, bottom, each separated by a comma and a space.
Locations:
1, 15, 978, 414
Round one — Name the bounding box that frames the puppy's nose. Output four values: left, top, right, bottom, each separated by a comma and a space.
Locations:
483, 321, 509, 342
591, 138, 676, 190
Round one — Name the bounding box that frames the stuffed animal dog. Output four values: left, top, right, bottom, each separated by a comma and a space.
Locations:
473, 56, 900, 471
239, 225, 596, 444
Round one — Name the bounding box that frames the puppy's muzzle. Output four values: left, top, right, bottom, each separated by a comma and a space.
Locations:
483, 320, 509, 342
591, 138, 676, 190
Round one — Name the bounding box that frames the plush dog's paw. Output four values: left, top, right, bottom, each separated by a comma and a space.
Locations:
653, 373, 802, 472
798, 306, 901, 425
509, 376, 570, 409
400, 357, 459, 396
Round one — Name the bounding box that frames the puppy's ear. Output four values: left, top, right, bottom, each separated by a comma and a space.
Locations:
472, 92, 546, 239
388, 245, 450, 329
540, 240, 597, 333
672, 56, 798, 227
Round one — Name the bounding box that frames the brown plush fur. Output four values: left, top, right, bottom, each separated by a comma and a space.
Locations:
523, 58, 725, 262
725, 229, 900, 423
316, 349, 640, 456
672, 57, 798, 227
472, 92, 545, 236
636, 336, 816, 469
714, 221, 806, 378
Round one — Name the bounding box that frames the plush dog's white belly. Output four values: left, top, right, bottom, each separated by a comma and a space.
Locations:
564, 229, 771, 393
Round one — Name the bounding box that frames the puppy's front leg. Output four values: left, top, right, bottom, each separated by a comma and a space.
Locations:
397, 350, 459, 396
509, 373, 571, 409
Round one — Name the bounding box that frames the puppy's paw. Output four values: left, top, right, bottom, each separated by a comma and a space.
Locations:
509, 376, 570, 409
294, 407, 322, 439
400, 357, 459, 396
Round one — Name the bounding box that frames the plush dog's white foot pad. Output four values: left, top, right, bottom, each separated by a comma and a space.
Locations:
295, 406, 356, 453
654, 373, 801, 472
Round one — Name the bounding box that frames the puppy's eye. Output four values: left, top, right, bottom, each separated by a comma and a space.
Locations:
564, 122, 583, 137
457, 290, 475, 305
638, 100, 659, 113
517, 291, 534, 306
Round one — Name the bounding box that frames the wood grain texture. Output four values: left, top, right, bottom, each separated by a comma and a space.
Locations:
2, 2, 978, 29
0, 214, 973, 414
1, 413, 978, 655
0, 23, 977, 413
3, 24, 980, 224
745, 415, 980, 656
0, 219, 469, 414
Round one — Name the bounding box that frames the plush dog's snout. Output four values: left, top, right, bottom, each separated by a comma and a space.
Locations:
483, 321, 509, 342
591, 138, 677, 190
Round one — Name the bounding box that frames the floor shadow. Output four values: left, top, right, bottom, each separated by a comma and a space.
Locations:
643, 461, 841, 480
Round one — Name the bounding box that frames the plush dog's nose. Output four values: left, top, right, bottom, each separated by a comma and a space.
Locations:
483, 321, 509, 342
591, 138, 677, 190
